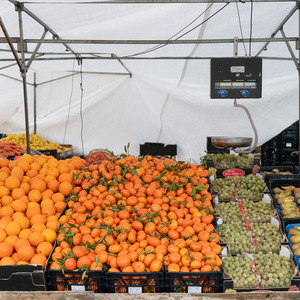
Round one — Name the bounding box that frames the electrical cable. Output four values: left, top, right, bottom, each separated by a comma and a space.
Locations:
124, 3, 214, 58
249, 0, 253, 56
235, 0, 248, 56
62, 59, 75, 150
79, 58, 85, 156
128, 2, 230, 58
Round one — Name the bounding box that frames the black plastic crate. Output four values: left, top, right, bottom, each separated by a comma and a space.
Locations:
269, 179, 300, 233
140, 142, 177, 157
165, 269, 223, 293
106, 269, 164, 293
46, 269, 106, 292
0, 265, 46, 291
279, 137, 299, 149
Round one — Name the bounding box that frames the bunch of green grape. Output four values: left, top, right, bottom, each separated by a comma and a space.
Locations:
251, 223, 282, 254
235, 174, 266, 193
213, 175, 266, 201
223, 252, 294, 289
223, 254, 259, 288
201, 153, 254, 168
215, 199, 273, 223
254, 252, 294, 288
218, 220, 255, 254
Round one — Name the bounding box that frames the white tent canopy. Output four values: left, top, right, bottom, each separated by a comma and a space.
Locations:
0, 0, 298, 162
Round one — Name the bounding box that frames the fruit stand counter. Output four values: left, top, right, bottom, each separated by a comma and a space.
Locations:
1, 291, 300, 300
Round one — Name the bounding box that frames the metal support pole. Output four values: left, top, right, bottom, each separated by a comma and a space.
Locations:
298, 1, 300, 167
17, 4, 31, 154
33, 72, 37, 135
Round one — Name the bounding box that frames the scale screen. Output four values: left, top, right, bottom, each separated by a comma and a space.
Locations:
210, 57, 262, 99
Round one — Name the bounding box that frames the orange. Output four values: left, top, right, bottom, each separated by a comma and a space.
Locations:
167, 263, 180, 272
5, 221, 21, 236
30, 214, 47, 226
0, 242, 13, 258
30, 253, 47, 268
28, 189, 42, 202
41, 204, 56, 217
0, 256, 15, 265
26, 206, 41, 219
77, 255, 92, 269
11, 199, 27, 212
0, 206, 14, 217
31, 222, 46, 233
5, 176, 20, 190
14, 216, 30, 229
116, 254, 131, 268
17, 244, 35, 261
11, 188, 26, 200
58, 182, 73, 196
42, 228, 56, 243
14, 238, 31, 251
149, 259, 162, 272
36, 241, 53, 257
29, 231, 45, 246
1, 195, 13, 206
0, 186, 9, 198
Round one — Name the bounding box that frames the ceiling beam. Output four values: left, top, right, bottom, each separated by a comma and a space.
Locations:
0, 37, 295, 45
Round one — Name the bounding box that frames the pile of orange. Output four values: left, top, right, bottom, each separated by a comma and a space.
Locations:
50, 155, 222, 273
0, 154, 85, 267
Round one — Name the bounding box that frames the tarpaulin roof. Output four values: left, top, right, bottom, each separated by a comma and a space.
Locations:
0, 0, 298, 162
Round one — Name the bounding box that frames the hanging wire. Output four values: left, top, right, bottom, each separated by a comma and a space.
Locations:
125, 3, 214, 58
79, 58, 85, 156
235, 0, 248, 56
125, 2, 229, 58
62, 59, 75, 150
249, 0, 253, 56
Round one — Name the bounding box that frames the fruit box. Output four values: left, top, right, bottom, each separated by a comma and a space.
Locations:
139, 143, 177, 157
165, 268, 223, 294
260, 166, 297, 185
217, 215, 287, 254
105, 269, 164, 293
46, 269, 106, 292
269, 179, 300, 233
222, 245, 298, 292
0, 264, 46, 291
285, 223, 300, 270
38, 144, 73, 159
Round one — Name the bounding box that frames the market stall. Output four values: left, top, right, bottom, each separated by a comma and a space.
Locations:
0, 0, 299, 296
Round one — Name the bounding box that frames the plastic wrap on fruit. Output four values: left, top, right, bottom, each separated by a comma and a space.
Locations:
84, 148, 113, 166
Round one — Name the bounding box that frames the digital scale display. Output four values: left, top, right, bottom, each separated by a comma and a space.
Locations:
210, 57, 262, 99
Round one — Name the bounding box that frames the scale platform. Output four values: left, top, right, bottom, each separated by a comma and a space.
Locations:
211, 136, 253, 149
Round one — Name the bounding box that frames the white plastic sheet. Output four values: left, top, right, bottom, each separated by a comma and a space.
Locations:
0, 1, 298, 161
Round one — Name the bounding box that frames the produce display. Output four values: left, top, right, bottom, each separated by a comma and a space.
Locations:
223, 251, 294, 289
201, 153, 254, 169
0, 154, 85, 267
273, 186, 300, 218
213, 174, 266, 201
287, 225, 300, 267
49, 156, 220, 274
218, 219, 282, 255
215, 199, 274, 223
263, 169, 293, 175
0, 141, 26, 158
0, 134, 71, 152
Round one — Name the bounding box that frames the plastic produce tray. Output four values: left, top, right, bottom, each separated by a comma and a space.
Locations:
46, 269, 106, 292
106, 269, 164, 293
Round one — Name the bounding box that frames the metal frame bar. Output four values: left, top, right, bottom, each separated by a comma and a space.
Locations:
27, 29, 48, 70
111, 54, 132, 78
255, 4, 298, 56
6, 37, 296, 45
281, 28, 298, 68
18, 0, 298, 3
17, 6, 31, 154
0, 55, 297, 61
9, 0, 80, 60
